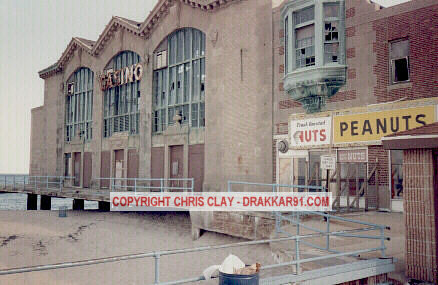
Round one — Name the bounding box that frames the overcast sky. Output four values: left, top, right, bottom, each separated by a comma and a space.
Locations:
0, 0, 409, 174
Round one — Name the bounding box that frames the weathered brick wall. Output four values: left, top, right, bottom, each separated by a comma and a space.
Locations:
373, 4, 438, 103
368, 145, 389, 186
403, 149, 437, 283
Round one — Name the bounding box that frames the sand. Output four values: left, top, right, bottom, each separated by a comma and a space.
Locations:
0, 210, 283, 285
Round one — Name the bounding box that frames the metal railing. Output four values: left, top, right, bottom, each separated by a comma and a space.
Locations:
95, 177, 194, 193
228, 180, 326, 192
228, 181, 389, 275
0, 226, 390, 284
0, 179, 390, 284
0, 175, 194, 193
0, 175, 75, 191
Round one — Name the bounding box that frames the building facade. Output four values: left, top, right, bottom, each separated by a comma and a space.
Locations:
31, 0, 438, 234
32, 0, 274, 194
273, 0, 438, 212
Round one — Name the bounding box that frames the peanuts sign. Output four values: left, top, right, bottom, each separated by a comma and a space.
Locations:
333, 106, 435, 143
289, 117, 332, 147
99, 63, 143, 91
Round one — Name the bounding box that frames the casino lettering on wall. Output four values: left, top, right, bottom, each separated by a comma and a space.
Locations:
333, 106, 436, 143
98, 63, 143, 91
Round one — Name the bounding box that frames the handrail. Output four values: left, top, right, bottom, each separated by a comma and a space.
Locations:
0, 178, 391, 284
0, 175, 194, 193
0, 228, 389, 284
0, 175, 75, 191
228, 181, 325, 192
95, 177, 194, 193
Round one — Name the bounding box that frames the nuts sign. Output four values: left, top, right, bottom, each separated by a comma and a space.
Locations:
289, 117, 332, 147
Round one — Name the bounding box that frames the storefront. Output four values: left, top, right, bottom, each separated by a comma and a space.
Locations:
277, 98, 438, 211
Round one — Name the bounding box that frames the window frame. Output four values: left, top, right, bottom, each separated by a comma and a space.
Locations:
389, 39, 410, 85
102, 51, 141, 138
390, 56, 410, 84
323, 2, 340, 64
293, 6, 316, 70
65, 67, 94, 142
152, 28, 206, 134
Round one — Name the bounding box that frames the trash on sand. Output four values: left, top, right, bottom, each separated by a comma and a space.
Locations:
202, 254, 260, 280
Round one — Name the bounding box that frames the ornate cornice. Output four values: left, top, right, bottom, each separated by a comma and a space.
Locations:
39, 0, 239, 79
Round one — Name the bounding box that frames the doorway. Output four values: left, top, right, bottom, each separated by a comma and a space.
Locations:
278, 150, 308, 192
169, 145, 184, 191
114, 149, 124, 188
188, 144, 204, 192
83, 152, 92, 188
73, 152, 81, 187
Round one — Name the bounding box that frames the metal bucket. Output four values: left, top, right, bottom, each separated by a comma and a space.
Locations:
59, 206, 67, 218
218, 271, 259, 285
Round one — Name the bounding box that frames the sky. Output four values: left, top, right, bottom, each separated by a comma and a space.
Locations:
0, 0, 409, 174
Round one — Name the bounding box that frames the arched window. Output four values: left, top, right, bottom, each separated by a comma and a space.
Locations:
152, 28, 205, 133
65, 67, 94, 142
103, 51, 141, 137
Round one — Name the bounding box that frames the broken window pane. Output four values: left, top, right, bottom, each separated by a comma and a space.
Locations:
65, 68, 93, 141
152, 29, 206, 133
390, 40, 410, 83
324, 43, 339, 63
393, 58, 409, 82
295, 24, 315, 68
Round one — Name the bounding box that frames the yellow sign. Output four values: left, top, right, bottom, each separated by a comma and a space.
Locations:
334, 106, 436, 143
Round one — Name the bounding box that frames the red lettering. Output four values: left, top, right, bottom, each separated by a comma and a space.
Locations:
243, 197, 249, 206
112, 196, 119, 207
320, 129, 326, 141
305, 130, 312, 142
140, 197, 147, 206
312, 130, 319, 141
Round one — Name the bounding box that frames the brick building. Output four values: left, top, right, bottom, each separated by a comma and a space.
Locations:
383, 123, 438, 283
31, 0, 437, 250
273, 0, 438, 212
